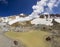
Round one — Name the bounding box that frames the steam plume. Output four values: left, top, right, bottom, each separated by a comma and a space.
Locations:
29, 0, 60, 18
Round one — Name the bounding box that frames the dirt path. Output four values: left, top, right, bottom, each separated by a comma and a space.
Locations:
0, 29, 14, 47
0, 35, 14, 47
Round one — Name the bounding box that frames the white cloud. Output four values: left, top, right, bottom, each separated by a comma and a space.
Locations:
29, 0, 48, 18
47, 0, 57, 10
54, 0, 60, 7
29, 0, 60, 19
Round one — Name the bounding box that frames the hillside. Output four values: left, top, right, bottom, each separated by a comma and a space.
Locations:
0, 14, 60, 26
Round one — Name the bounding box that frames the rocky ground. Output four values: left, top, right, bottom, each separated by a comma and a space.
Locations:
0, 22, 60, 47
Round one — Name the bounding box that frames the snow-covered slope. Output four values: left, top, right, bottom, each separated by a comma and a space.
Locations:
8, 16, 33, 25
0, 14, 60, 26
31, 18, 53, 26
55, 19, 60, 23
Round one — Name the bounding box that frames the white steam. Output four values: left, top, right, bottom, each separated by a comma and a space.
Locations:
29, 0, 60, 18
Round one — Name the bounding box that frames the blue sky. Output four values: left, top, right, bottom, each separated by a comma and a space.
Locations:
0, 0, 37, 16
0, 0, 60, 17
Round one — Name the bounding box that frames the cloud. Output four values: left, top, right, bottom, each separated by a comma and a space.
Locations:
54, 0, 60, 7
0, 0, 8, 4
29, 0, 60, 18
47, 0, 59, 10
